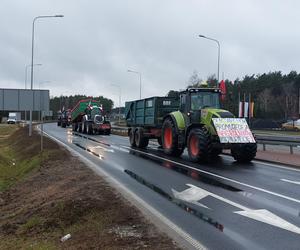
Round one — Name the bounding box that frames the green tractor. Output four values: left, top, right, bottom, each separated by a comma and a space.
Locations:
125, 87, 257, 163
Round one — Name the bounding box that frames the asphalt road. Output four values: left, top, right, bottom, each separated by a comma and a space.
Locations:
43, 123, 300, 250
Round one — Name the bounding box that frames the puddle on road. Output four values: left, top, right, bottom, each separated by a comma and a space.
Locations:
73, 142, 105, 160
71, 133, 242, 192
72, 132, 111, 147
124, 169, 224, 232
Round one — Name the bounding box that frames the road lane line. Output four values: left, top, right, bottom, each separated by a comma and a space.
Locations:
43, 130, 206, 250
122, 146, 300, 204
173, 184, 300, 235
281, 179, 300, 185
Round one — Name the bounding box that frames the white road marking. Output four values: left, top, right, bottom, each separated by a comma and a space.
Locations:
122, 146, 300, 204
173, 184, 300, 235
43, 130, 206, 250
281, 179, 300, 185
89, 145, 114, 153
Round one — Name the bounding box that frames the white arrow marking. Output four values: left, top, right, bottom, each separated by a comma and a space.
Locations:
171, 186, 210, 209
281, 179, 300, 185
89, 145, 114, 153
172, 184, 300, 235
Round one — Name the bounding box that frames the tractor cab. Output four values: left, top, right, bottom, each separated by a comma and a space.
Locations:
179, 88, 221, 124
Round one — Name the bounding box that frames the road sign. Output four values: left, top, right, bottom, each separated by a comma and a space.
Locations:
0, 88, 49, 111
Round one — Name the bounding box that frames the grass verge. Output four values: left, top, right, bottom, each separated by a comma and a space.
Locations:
0, 125, 179, 249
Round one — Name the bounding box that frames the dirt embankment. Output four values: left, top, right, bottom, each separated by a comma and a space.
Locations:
0, 126, 179, 249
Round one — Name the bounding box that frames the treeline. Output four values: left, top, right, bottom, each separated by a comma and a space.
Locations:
50, 95, 114, 115
169, 71, 300, 120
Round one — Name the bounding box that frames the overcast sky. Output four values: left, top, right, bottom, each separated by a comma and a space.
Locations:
0, 0, 299, 107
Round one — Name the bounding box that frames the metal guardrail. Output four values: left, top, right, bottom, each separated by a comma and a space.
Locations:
255, 135, 300, 154
111, 127, 300, 154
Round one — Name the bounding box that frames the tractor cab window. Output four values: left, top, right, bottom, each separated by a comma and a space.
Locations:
190, 92, 220, 110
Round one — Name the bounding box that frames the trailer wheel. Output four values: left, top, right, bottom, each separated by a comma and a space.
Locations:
231, 143, 257, 163
78, 123, 82, 133
87, 123, 93, 135
162, 118, 184, 157
187, 128, 212, 162
72, 123, 78, 131
135, 128, 149, 148
82, 122, 87, 134
129, 128, 136, 147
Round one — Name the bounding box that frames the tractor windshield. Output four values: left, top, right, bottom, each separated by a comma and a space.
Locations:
191, 92, 220, 110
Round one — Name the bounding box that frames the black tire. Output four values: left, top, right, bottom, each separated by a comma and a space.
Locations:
157, 137, 162, 146
82, 121, 87, 134
57, 121, 61, 126
72, 123, 76, 131
162, 118, 184, 157
187, 128, 212, 162
129, 128, 136, 147
61, 122, 66, 128
87, 123, 93, 135
134, 128, 149, 148
78, 123, 82, 133
231, 143, 257, 163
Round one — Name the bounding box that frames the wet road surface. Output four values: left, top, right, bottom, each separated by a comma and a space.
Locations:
43, 123, 300, 250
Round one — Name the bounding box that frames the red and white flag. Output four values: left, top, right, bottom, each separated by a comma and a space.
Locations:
219, 80, 226, 101
238, 102, 244, 117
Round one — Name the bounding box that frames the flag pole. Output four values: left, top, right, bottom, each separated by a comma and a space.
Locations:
248, 92, 251, 127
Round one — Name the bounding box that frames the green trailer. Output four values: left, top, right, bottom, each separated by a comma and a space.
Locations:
125, 96, 179, 127
71, 99, 111, 135
125, 88, 257, 163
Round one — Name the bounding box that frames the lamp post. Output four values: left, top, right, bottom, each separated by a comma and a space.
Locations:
198, 34, 220, 82
25, 64, 42, 89
29, 14, 64, 137
24, 63, 42, 122
127, 69, 142, 99
110, 83, 122, 125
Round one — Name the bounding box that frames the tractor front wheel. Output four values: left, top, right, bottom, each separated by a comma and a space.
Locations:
231, 143, 257, 163
187, 128, 212, 162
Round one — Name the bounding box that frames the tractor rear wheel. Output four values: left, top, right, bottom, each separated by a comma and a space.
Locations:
231, 143, 257, 163
134, 128, 149, 148
187, 128, 212, 162
129, 128, 136, 147
162, 118, 184, 157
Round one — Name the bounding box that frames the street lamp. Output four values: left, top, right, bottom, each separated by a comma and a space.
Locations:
29, 14, 64, 136
110, 83, 122, 125
127, 69, 142, 99
198, 34, 220, 82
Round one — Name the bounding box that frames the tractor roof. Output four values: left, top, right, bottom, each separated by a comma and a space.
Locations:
182, 88, 221, 93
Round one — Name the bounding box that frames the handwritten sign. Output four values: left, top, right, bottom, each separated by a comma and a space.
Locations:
212, 118, 256, 143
